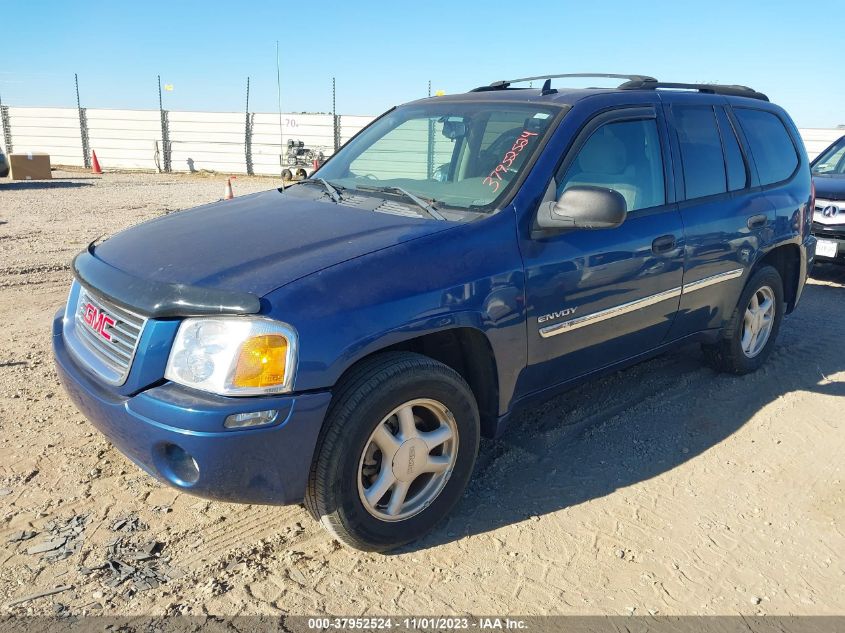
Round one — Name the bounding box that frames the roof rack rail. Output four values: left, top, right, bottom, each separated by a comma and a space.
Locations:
619, 79, 769, 101
470, 73, 657, 92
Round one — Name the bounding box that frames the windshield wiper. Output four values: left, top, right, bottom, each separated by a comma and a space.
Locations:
298, 178, 343, 203
356, 185, 446, 221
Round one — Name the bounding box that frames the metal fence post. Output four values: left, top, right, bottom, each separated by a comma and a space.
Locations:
244, 77, 254, 175
332, 77, 340, 152
157, 76, 171, 173
75, 74, 91, 168
0, 104, 12, 157
426, 80, 434, 179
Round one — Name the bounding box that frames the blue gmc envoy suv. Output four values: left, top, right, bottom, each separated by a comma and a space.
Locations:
53, 74, 815, 551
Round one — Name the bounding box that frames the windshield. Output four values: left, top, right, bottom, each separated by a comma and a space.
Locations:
316, 102, 559, 212
812, 137, 845, 175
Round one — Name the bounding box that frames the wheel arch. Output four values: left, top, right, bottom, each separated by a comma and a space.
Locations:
753, 242, 801, 313
331, 327, 501, 438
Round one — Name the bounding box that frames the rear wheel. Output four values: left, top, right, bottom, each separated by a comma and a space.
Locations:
305, 352, 480, 552
702, 265, 784, 374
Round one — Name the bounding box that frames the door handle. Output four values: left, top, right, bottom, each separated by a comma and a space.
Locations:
747, 214, 768, 230
652, 234, 677, 254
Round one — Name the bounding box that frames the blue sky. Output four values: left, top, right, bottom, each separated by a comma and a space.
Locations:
2, 0, 843, 127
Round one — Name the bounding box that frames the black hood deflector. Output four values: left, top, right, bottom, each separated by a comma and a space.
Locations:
72, 244, 261, 318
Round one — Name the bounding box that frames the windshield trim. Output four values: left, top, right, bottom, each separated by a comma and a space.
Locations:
313, 101, 571, 217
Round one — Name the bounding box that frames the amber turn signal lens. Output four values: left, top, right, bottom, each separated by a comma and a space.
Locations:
232, 335, 288, 388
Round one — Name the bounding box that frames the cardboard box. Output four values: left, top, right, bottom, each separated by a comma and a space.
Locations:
10, 153, 52, 180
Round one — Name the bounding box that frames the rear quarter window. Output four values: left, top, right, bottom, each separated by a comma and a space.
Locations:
733, 108, 799, 186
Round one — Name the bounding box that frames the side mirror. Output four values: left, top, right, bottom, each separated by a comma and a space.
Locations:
536, 185, 627, 230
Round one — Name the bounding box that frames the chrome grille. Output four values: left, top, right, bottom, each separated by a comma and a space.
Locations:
74, 287, 147, 384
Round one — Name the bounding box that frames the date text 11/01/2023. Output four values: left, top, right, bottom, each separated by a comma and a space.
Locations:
306, 617, 528, 630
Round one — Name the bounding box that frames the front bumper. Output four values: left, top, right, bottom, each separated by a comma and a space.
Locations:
812, 222, 845, 262
53, 312, 331, 505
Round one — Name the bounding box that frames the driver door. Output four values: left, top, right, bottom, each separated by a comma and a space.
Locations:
518, 106, 685, 393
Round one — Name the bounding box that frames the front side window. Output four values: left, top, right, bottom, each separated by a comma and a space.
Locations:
673, 106, 728, 199
318, 103, 558, 212
812, 137, 845, 175
734, 108, 799, 185
557, 118, 665, 212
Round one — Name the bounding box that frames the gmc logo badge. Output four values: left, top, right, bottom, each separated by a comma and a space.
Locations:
83, 303, 115, 341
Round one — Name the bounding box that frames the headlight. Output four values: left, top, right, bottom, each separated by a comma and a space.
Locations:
164, 317, 298, 396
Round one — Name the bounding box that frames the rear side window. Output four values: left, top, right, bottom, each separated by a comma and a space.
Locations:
557, 118, 665, 212
715, 108, 747, 191
672, 106, 727, 199
733, 108, 799, 185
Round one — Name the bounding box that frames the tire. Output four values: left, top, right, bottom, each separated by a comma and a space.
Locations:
702, 265, 784, 374
281, 168, 293, 181
305, 352, 480, 552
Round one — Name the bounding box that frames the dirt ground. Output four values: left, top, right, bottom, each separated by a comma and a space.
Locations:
0, 170, 843, 617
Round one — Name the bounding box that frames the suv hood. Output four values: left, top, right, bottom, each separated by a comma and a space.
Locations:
92, 189, 452, 297
813, 174, 845, 201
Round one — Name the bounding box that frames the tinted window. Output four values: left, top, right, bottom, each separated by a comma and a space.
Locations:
673, 106, 727, 199
557, 118, 665, 212
716, 108, 747, 191
734, 108, 799, 185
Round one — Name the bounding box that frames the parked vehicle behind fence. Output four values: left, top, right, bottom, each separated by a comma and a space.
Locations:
53, 73, 815, 551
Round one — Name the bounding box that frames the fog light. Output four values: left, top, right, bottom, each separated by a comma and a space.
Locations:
224, 409, 278, 429
162, 444, 200, 484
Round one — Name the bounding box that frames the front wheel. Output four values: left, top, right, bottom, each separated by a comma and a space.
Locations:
305, 352, 480, 552
702, 265, 784, 374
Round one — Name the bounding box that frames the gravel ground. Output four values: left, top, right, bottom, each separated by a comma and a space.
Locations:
0, 169, 843, 617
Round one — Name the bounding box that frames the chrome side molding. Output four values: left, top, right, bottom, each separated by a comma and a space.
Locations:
539, 286, 682, 338
681, 267, 744, 293
538, 268, 745, 339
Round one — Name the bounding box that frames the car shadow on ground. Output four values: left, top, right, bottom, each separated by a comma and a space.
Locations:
0, 180, 94, 190
810, 261, 845, 284
400, 279, 845, 553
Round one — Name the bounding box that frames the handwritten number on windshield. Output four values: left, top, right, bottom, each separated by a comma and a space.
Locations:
483, 130, 538, 192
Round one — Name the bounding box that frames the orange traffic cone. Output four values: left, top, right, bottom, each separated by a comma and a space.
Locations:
91, 150, 102, 175
223, 177, 235, 200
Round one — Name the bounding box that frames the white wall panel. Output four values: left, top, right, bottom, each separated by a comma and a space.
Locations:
798, 128, 843, 160
86, 108, 161, 170
5, 107, 84, 166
